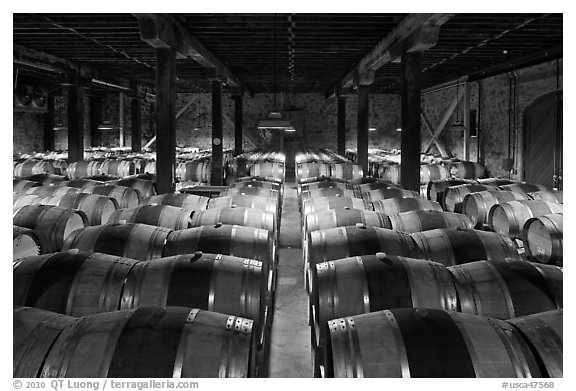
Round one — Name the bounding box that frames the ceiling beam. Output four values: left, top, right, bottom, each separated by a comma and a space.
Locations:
134, 13, 251, 97
326, 13, 454, 98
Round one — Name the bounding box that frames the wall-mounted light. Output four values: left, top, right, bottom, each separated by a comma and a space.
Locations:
396, 128, 402, 132
369, 127, 377, 132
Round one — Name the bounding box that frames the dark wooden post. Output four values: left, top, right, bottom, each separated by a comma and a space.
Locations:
155, 48, 177, 194
44, 95, 55, 151
400, 52, 422, 191
131, 82, 142, 152
234, 94, 243, 156
357, 85, 369, 176
337, 96, 346, 156
67, 80, 84, 163
211, 80, 224, 185
89, 94, 102, 147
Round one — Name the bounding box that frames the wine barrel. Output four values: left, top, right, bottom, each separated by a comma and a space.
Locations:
108, 205, 192, 230
302, 196, 373, 218
450, 161, 486, 179
236, 175, 283, 185
311, 254, 458, 372
330, 163, 363, 181
99, 159, 136, 177
326, 308, 541, 378
250, 161, 285, 182
363, 188, 420, 202
221, 186, 280, 200
24, 185, 83, 197
508, 310, 563, 378
13, 179, 40, 193
208, 194, 279, 217
462, 190, 531, 228
51, 160, 68, 176
39, 307, 253, 378
296, 162, 330, 182
298, 181, 354, 197
13, 251, 140, 316
420, 164, 449, 184
426, 179, 475, 203
14, 160, 55, 177
301, 188, 361, 203
66, 161, 101, 179
62, 223, 171, 261
13, 193, 44, 211
523, 213, 563, 265
305, 209, 391, 235
488, 200, 563, 239
307, 226, 423, 270
176, 161, 210, 182
13, 307, 77, 378
190, 208, 275, 233
24, 173, 67, 186
42, 193, 119, 226
13, 226, 42, 260
232, 179, 282, 193
499, 183, 549, 194
61, 178, 106, 189
528, 190, 563, 204
442, 183, 497, 213
372, 197, 442, 215
410, 228, 521, 266
143, 193, 210, 211
144, 161, 156, 174
110, 178, 156, 199
163, 224, 273, 271
298, 175, 344, 186
449, 260, 562, 319
87, 185, 141, 209
121, 253, 265, 339
477, 178, 518, 187
389, 210, 473, 233
378, 164, 401, 184
13, 205, 88, 253
355, 181, 399, 193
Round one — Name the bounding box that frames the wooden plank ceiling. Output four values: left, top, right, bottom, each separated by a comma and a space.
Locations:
13, 13, 562, 94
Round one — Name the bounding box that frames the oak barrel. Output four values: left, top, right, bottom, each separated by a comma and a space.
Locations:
449, 161, 486, 179
176, 161, 210, 182
65, 161, 101, 179
449, 260, 562, 319
40, 307, 253, 378
300, 187, 361, 203
420, 164, 449, 184
499, 183, 549, 194
326, 308, 541, 378
13, 179, 40, 193
302, 196, 373, 219
363, 188, 420, 202
143, 193, 210, 211
508, 310, 563, 378
13, 160, 55, 177
330, 163, 363, 181
372, 197, 442, 215
13, 205, 88, 253
110, 178, 156, 199
442, 183, 497, 212
426, 179, 475, 203
42, 193, 119, 226
207, 194, 279, 217
378, 164, 401, 184
190, 207, 275, 233
410, 228, 521, 266
389, 210, 473, 233
528, 190, 563, 204
488, 200, 563, 239
62, 223, 171, 261
99, 159, 136, 177
61, 178, 105, 189
13, 226, 42, 260
296, 162, 331, 182
522, 213, 563, 265
87, 185, 141, 209
304, 209, 391, 235
24, 185, 83, 197
13, 193, 44, 211
13, 251, 140, 316
476, 178, 518, 187
250, 161, 285, 182
221, 186, 280, 200
462, 190, 532, 228
108, 205, 193, 230
24, 173, 67, 186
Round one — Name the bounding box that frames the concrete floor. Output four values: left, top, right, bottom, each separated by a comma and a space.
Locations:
268, 177, 312, 377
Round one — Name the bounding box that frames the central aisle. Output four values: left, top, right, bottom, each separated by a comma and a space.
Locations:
268, 175, 312, 377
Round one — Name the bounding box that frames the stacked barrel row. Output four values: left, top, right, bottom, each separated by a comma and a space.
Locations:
427, 179, 563, 266
295, 150, 562, 378
296, 149, 363, 184
13, 171, 282, 377
231, 148, 286, 183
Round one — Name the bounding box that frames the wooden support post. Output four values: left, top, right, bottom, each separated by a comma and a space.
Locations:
89, 95, 102, 147
400, 52, 422, 191
43, 95, 55, 151
119, 92, 125, 147
130, 82, 142, 152
234, 94, 243, 156
463, 82, 471, 161
357, 86, 369, 176
211, 80, 224, 185
67, 81, 84, 163
337, 96, 346, 156
155, 48, 176, 194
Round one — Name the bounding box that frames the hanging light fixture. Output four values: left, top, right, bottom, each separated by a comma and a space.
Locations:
452, 81, 464, 128
257, 13, 294, 132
